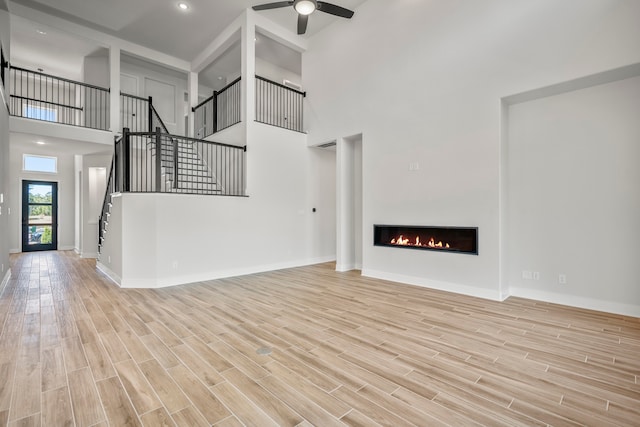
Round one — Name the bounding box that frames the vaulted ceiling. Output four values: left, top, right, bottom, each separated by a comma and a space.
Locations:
8, 0, 367, 89
8, 0, 368, 60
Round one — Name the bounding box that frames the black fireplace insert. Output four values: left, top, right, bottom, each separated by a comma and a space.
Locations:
374, 225, 478, 255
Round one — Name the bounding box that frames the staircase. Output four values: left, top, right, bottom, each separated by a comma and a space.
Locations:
98, 128, 245, 255
150, 136, 223, 194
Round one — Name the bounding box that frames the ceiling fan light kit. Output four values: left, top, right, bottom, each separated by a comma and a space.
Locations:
294, 0, 317, 15
252, 1, 354, 35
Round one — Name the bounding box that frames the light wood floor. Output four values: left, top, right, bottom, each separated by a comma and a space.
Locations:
1, 252, 639, 426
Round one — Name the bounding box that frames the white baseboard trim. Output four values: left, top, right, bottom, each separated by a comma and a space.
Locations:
509, 287, 640, 318
119, 255, 337, 289
1, 269, 11, 295
362, 269, 502, 301
96, 262, 122, 287
336, 263, 356, 272
59, 246, 75, 251
9, 248, 20, 254
81, 252, 98, 259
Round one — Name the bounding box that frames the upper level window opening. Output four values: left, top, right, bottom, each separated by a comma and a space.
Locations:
23, 105, 57, 122
23, 154, 57, 173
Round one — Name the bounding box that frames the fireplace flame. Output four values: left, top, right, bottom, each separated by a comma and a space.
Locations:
389, 235, 450, 249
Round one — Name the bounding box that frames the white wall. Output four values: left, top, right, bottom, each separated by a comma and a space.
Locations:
507, 75, 640, 315
303, 0, 640, 305
83, 53, 109, 87
79, 153, 111, 258
256, 57, 301, 88
121, 56, 189, 136
9, 143, 76, 251
0, 1, 11, 284
99, 123, 336, 287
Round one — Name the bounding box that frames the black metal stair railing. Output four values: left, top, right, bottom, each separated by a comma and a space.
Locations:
98, 136, 119, 253
255, 75, 305, 133
117, 127, 245, 196
193, 76, 241, 139
98, 129, 246, 253
9, 66, 110, 130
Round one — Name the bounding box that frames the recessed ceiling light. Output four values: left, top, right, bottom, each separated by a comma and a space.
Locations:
177, 2, 189, 11
36, 141, 46, 145
36, 29, 47, 35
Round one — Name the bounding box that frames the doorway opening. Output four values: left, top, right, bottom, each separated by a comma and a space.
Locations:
22, 180, 58, 252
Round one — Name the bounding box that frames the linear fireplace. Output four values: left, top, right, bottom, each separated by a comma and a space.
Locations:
374, 225, 478, 255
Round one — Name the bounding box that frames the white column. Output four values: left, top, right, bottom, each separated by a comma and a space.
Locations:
188, 71, 198, 138
241, 10, 256, 125
109, 45, 121, 133
241, 10, 256, 196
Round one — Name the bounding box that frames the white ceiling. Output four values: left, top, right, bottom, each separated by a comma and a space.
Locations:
10, 132, 113, 155
8, 0, 368, 61
8, 0, 367, 91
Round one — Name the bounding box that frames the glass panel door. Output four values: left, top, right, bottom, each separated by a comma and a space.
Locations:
22, 180, 58, 252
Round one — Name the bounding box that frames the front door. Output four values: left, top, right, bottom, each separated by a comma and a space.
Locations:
22, 180, 58, 252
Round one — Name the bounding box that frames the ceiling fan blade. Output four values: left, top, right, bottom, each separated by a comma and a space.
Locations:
297, 14, 309, 35
316, 1, 354, 18
252, 1, 293, 11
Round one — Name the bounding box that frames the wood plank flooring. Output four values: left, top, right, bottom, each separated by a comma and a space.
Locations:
0, 251, 639, 426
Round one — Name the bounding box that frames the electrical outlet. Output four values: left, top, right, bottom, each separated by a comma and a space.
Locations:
559, 274, 567, 284
522, 270, 532, 280
533, 271, 540, 280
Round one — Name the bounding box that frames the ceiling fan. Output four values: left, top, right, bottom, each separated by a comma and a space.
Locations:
252, 0, 355, 35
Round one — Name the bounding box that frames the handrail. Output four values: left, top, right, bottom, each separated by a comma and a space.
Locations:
10, 94, 83, 111
10, 66, 110, 130
192, 77, 241, 138
118, 128, 246, 195
255, 75, 306, 96
192, 76, 242, 112
120, 91, 147, 101
98, 137, 119, 254
11, 65, 110, 92
255, 75, 305, 132
127, 130, 245, 151
150, 103, 170, 134
192, 94, 214, 112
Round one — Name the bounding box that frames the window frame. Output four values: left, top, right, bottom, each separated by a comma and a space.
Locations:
23, 154, 58, 174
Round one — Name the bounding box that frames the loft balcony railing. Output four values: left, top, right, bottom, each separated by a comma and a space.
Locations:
112, 127, 246, 195
193, 76, 241, 139
255, 75, 305, 133
9, 66, 110, 130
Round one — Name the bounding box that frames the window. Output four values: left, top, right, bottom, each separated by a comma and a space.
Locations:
23, 105, 57, 122
23, 155, 57, 173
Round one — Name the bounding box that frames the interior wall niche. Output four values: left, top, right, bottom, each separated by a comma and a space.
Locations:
504, 68, 640, 313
